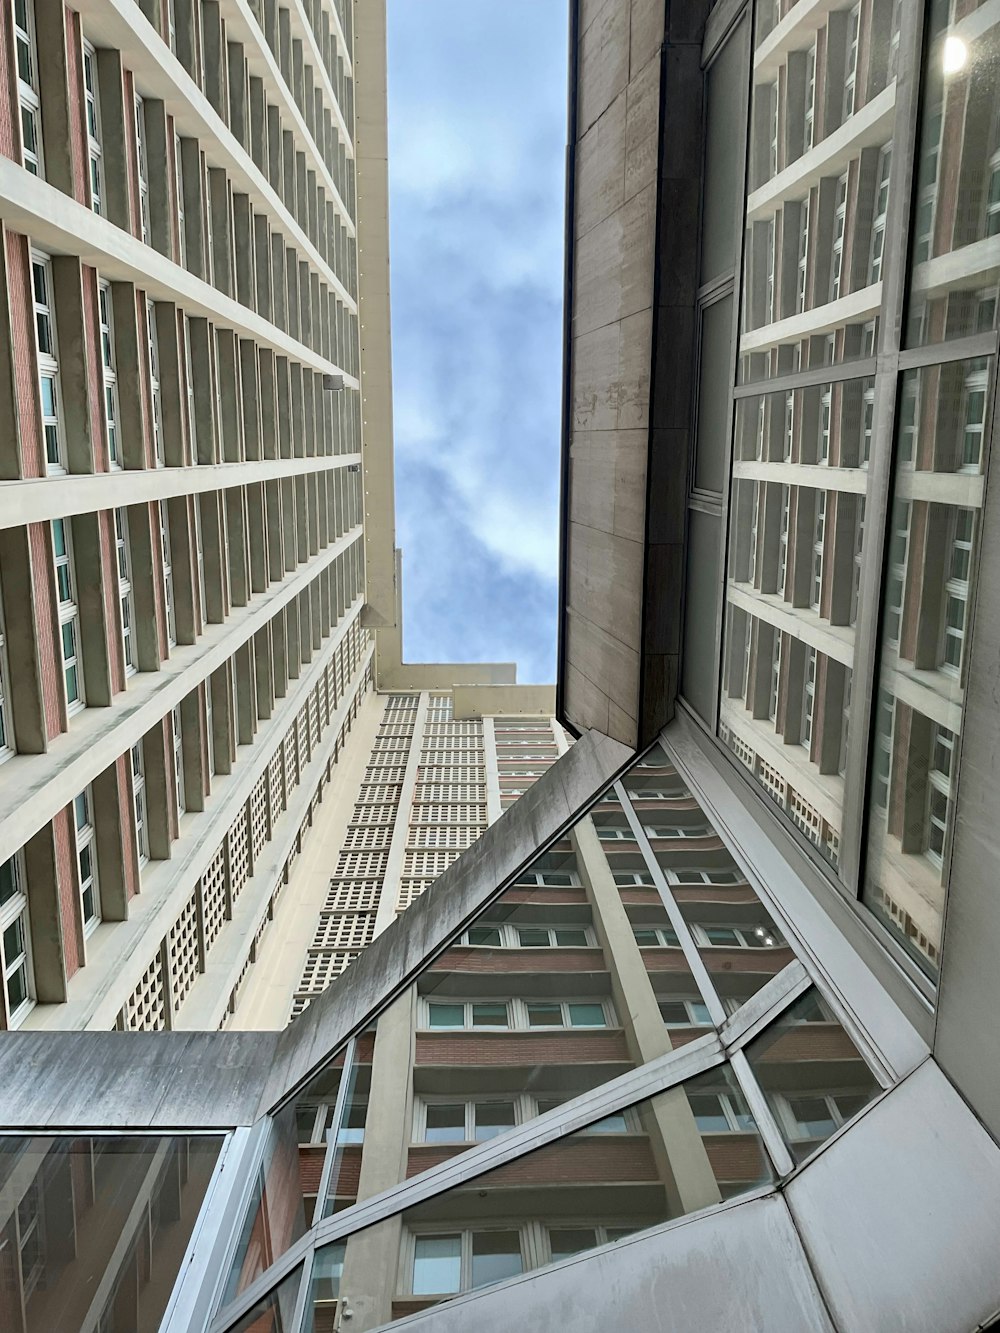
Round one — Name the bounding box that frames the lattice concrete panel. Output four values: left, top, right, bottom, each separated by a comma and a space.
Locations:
403, 849, 459, 878
342, 824, 392, 851
229, 806, 250, 903
415, 784, 485, 802
309, 692, 321, 748
325, 880, 383, 912
251, 773, 269, 864
299, 948, 362, 991
202, 844, 228, 954
122, 950, 166, 1032
297, 707, 310, 771
269, 749, 285, 816
335, 850, 389, 879
168, 890, 201, 1012
312, 912, 377, 951
410, 803, 487, 824
284, 731, 298, 793
408, 825, 482, 850
357, 783, 404, 805
396, 880, 437, 911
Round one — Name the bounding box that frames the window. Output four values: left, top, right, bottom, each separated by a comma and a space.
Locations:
960, 361, 988, 472
767, 80, 778, 178
672, 869, 742, 885
336, 1101, 367, 1145
783, 393, 794, 460
98, 282, 120, 466
175, 133, 186, 266
884, 500, 910, 644
172, 705, 185, 816
861, 384, 874, 466
0, 855, 31, 1025
747, 480, 760, 584
765, 218, 776, 322
525, 1001, 609, 1029
818, 385, 831, 463
595, 825, 636, 842
183, 317, 198, 462
425, 1000, 509, 1031
868, 145, 892, 285
796, 199, 809, 313
925, 725, 956, 867
612, 870, 654, 886
850, 498, 865, 626
205, 677, 215, 776
410, 1230, 522, 1296
830, 174, 848, 301
842, 3, 861, 122
768, 630, 781, 722
461, 924, 593, 949
74, 787, 100, 932
13, 0, 41, 174
941, 508, 974, 675
547, 1226, 636, 1263
658, 998, 712, 1027
871, 693, 894, 813
417, 1099, 518, 1145
800, 647, 816, 751
987, 150, 1000, 239
688, 1091, 755, 1134
913, 100, 942, 265
159, 501, 176, 646
423, 998, 613, 1032
693, 923, 781, 949
777, 1091, 870, 1142
131, 742, 148, 865
83, 41, 102, 213
777, 485, 790, 595
52, 519, 83, 712
32, 255, 64, 473
148, 302, 164, 465
803, 44, 815, 152
643, 823, 712, 839
810, 491, 826, 612
114, 509, 136, 675
134, 95, 150, 243
632, 925, 680, 947
193, 492, 207, 623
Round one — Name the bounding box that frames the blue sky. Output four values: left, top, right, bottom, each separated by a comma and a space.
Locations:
386, 0, 568, 684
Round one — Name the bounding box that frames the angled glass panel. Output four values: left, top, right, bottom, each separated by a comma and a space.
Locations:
314, 1066, 771, 1324
223, 1264, 302, 1333
863, 357, 993, 977
0, 1134, 222, 1333
745, 987, 881, 1163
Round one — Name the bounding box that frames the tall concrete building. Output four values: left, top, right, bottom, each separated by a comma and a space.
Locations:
2, 2, 1000, 1333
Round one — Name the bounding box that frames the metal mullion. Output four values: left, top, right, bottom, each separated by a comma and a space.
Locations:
728, 1047, 795, 1177
290, 1247, 314, 1333
898, 329, 1000, 371
732, 356, 878, 399
209, 1234, 313, 1333
314, 1036, 356, 1218
310, 1035, 724, 1253
612, 780, 729, 1027
718, 959, 810, 1050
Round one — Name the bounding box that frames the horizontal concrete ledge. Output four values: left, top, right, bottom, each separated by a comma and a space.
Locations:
0, 1029, 277, 1127
0, 160, 356, 385
452, 683, 557, 718
0, 454, 360, 530
0, 532, 363, 867
258, 725, 634, 1116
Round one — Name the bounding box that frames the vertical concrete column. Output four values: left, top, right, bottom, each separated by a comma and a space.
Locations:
298, 588, 312, 664
227, 41, 248, 147
233, 195, 255, 308
265, 478, 285, 580
92, 759, 132, 921
210, 661, 236, 774
174, 0, 200, 81
71, 512, 114, 706
111, 283, 147, 471
225, 487, 250, 607
35, 0, 73, 197
284, 241, 300, 341
51, 258, 96, 474
198, 491, 228, 623
294, 476, 308, 565
272, 606, 289, 698
240, 339, 262, 461
167, 495, 197, 645
209, 169, 234, 297
142, 719, 174, 859
188, 318, 219, 464
180, 687, 206, 813
316, 470, 330, 548
96, 52, 130, 231
234, 639, 256, 744
144, 101, 172, 259
271, 234, 287, 330
280, 477, 297, 572
154, 303, 187, 467
22, 820, 69, 1003
180, 139, 207, 278
276, 358, 293, 458
253, 624, 275, 721
254, 217, 273, 323
248, 76, 266, 171
246, 482, 268, 594
290, 363, 305, 458
285, 598, 301, 680
0, 529, 46, 751
202, 2, 227, 119
266, 104, 283, 196
298, 258, 312, 349
341, 990, 414, 1330
216, 330, 244, 462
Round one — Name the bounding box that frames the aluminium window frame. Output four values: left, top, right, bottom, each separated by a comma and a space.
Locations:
32, 253, 65, 474
74, 785, 100, 934
82, 38, 103, 213
13, 0, 42, 175
98, 280, 120, 467
52, 518, 84, 714
0, 851, 33, 1027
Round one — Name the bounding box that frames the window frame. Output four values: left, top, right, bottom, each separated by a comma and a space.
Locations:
0, 853, 33, 1026
114, 507, 136, 676
98, 280, 120, 467
74, 785, 100, 934
420, 997, 616, 1033
134, 93, 151, 243
13, 0, 42, 175
32, 253, 65, 474
82, 38, 103, 214
131, 742, 149, 866
52, 518, 84, 714
459, 923, 596, 950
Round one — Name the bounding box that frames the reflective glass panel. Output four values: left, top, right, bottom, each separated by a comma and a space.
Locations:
905, 3, 1000, 344
0, 1135, 222, 1333
863, 358, 992, 975
323, 1067, 771, 1323
225, 1265, 301, 1333
746, 988, 881, 1163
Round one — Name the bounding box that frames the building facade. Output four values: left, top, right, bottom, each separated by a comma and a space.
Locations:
0, 0, 382, 1036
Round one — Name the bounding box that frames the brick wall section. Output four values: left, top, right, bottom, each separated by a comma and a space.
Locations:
117, 753, 138, 900
430, 947, 609, 976
6, 231, 43, 478
29, 522, 64, 739
415, 1031, 633, 1068
82, 265, 107, 470
646, 946, 795, 977
297, 1144, 361, 1197
704, 1134, 771, 1183
65, 7, 87, 205
0, 0, 18, 160
755, 1023, 864, 1064
475, 1137, 657, 1189
101, 509, 125, 693
672, 886, 759, 905
53, 804, 81, 979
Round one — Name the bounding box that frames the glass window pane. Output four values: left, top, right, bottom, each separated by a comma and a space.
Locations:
471, 1003, 508, 1028
517, 927, 550, 948
526, 1003, 561, 1027
427, 1002, 464, 1029
224, 1266, 303, 1333
548, 1227, 598, 1262
746, 988, 881, 1163
412, 1235, 461, 1295
567, 1003, 606, 1028
467, 927, 501, 946
0, 857, 18, 905
905, 8, 1000, 344
425, 1104, 465, 1142
0, 1136, 222, 1333
863, 359, 991, 977
474, 1102, 516, 1141
470, 1230, 522, 1289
